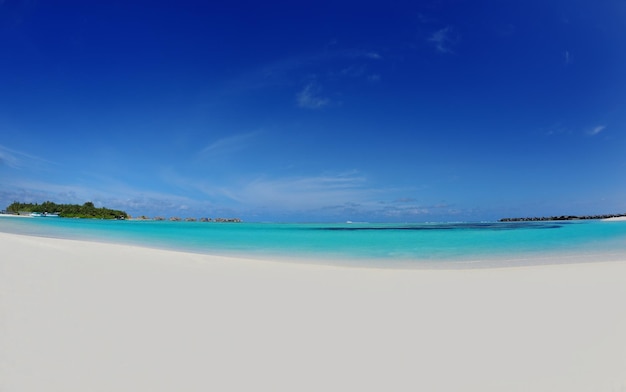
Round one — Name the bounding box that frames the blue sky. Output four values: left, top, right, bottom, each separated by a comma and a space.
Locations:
1, 0, 625, 222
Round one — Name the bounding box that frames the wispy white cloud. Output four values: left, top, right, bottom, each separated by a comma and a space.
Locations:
227, 48, 383, 92
199, 131, 261, 158
0, 144, 54, 169
338, 64, 367, 78
564, 50, 572, 65
374, 205, 432, 217
223, 47, 384, 113
428, 26, 458, 54
155, 168, 381, 215
0, 162, 462, 221
296, 83, 330, 109
317, 198, 456, 221
588, 125, 606, 136
0, 145, 20, 168
242, 172, 368, 208
395, 197, 417, 203
543, 122, 606, 137
543, 122, 570, 136
417, 13, 437, 24
364, 52, 382, 60
0, 173, 205, 218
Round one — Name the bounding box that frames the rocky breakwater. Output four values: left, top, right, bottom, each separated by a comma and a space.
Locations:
130, 216, 242, 222
500, 213, 626, 222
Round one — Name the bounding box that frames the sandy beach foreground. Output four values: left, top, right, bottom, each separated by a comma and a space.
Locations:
2, 232, 626, 391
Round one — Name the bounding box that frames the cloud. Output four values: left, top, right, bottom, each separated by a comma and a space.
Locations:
0, 173, 205, 218
0, 145, 20, 168
154, 169, 381, 217
588, 125, 606, 136
428, 26, 458, 54
0, 144, 55, 169
199, 131, 260, 158
244, 173, 366, 206
296, 83, 330, 109
339, 64, 367, 78
0, 179, 93, 209
564, 50, 571, 65
364, 52, 382, 60
227, 48, 383, 93
395, 197, 417, 203
543, 123, 569, 136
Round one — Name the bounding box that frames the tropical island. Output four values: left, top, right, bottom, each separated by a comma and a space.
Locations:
3, 201, 242, 222
5, 201, 129, 220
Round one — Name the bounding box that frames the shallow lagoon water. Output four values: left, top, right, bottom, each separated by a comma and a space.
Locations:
2, 216, 626, 268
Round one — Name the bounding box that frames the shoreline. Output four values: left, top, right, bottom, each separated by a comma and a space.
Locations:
2, 215, 626, 270
603, 216, 626, 221
2, 222, 626, 270
2, 231, 626, 391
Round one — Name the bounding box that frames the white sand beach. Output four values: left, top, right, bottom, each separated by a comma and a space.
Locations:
2, 232, 626, 392
603, 216, 626, 221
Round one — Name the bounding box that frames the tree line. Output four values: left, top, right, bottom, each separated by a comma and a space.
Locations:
6, 201, 128, 220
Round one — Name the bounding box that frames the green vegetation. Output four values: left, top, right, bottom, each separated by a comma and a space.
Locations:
6, 201, 128, 219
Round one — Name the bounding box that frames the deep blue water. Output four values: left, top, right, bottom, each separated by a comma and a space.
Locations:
2, 216, 626, 267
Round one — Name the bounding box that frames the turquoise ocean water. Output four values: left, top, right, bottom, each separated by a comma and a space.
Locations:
2, 216, 626, 268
